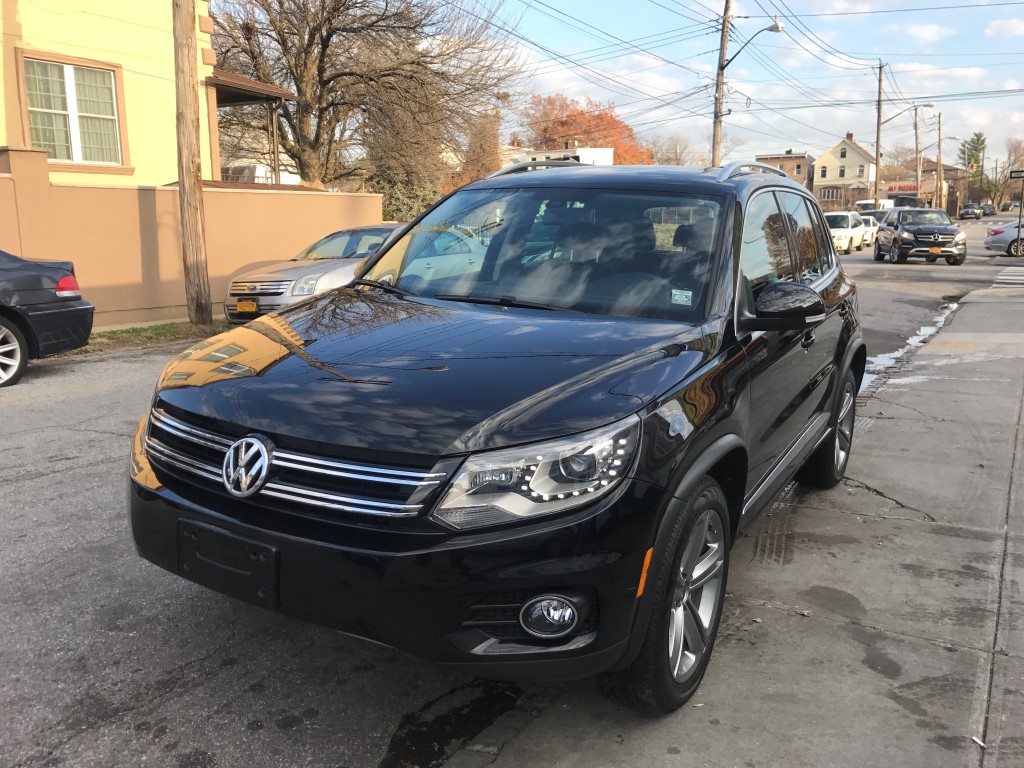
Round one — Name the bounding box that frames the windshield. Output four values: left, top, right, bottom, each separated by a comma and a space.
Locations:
361, 188, 724, 322
293, 228, 394, 261
825, 214, 850, 229
898, 210, 953, 226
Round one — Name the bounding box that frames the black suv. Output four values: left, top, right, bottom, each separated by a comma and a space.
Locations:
874, 207, 967, 265
129, 162, 865, 714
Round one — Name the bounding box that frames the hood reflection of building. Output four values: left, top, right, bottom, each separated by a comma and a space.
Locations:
157, 313, 308, 389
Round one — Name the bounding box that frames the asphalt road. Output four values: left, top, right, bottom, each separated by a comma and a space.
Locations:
1, 219, 1020, 768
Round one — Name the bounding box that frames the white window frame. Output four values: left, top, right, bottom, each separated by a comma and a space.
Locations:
26, 58, 122, 165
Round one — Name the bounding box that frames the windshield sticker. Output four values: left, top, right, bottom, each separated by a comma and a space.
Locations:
671, 289, 693, 306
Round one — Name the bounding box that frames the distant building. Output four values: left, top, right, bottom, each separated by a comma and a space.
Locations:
502, 145, 614, 167
814, 132, 877, 211
754, 149, 814, 189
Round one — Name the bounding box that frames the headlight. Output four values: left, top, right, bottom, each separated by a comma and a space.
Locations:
291, 274, 323, 295
954, 231, 966, 242
431, 415, 641, 531
900, 229, 915, 240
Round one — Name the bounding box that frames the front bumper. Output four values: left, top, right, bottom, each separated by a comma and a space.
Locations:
20, 299, 94, 357
128, 424, 664, 679
896, 240, 967, 258
225, 294, 303, 325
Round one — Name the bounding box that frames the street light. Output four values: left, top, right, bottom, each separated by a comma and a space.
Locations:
874, 101, 933, 206
711, 15, 784, 166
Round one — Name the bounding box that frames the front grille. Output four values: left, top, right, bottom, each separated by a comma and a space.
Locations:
914, 234, 955, 245
229, 279, 291, 296
145, 407, 448, 519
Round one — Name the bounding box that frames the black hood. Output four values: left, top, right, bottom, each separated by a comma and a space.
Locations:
156, 290, 710, 457
901, 223, 959, 235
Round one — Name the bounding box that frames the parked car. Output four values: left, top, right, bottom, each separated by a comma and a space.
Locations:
225, 224, 405, 324
862, 215, 880, 248
874, 208, 967, 264
129, 162, 865, 715
959, 204, 983, 220
824, 211, 866, 254
1000, 201, 1020, 212
0, 250, 94, 387
981, 204, 997, 217
985, 222, 1022, 257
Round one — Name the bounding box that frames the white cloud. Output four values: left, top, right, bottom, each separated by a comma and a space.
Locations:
985, 18, 1024, 36
894, 24, 955, 42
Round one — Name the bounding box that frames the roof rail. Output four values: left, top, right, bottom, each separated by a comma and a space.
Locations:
713, 161, 789, 182
486, 160, 584, 179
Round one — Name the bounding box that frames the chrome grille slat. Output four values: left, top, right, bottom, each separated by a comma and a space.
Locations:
145, 407, 443, 520
229, 279, 291, 296
151, 408, 233, 450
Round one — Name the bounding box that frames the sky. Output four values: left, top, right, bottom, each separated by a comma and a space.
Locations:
497, 0, 1024, 169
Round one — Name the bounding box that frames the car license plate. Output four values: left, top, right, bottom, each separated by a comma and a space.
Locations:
236, 299, 258, 313
929, 247, 941, 253
177, 520, 278, 608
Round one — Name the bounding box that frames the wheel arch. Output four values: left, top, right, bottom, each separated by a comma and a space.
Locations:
0, 306, 39, 358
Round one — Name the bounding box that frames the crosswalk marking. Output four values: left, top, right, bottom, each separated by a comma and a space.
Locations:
993, 266, 1024, 287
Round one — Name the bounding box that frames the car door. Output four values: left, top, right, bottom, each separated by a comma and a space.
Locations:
738, 190, 819, 490
780, 191, 846, 418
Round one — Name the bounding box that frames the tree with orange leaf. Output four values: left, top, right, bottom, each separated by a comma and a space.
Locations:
519, 94, 654, 165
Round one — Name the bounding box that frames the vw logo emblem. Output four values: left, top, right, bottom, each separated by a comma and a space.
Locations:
222, 436, 272, 498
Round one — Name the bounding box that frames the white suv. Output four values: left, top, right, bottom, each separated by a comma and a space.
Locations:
824, 211, 866, 254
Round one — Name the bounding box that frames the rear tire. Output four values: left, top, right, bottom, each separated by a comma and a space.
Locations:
1010, 239, 1023, 257
797, 369, 857, 488
0, 316, 29, 388
599, 476, 730, 715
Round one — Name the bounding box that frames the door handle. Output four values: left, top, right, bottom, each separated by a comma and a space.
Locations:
801, 331, 815, 349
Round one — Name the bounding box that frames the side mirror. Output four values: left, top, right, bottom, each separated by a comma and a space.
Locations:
737, 281, 825, 333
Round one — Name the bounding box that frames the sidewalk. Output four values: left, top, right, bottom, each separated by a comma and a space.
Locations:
446, 290, 1024, 768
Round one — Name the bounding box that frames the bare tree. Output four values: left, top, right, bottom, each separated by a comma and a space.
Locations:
651, 133, 699, 166
989, 137, 1024, 205
880, 143, 915, 178
699, 129, 744, 166
213, 0, 521, 190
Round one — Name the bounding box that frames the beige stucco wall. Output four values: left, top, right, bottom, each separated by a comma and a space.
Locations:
1, 0, 215, 187
2, 146, 383, 327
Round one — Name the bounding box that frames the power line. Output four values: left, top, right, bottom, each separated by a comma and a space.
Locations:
737, 1, 1024, 17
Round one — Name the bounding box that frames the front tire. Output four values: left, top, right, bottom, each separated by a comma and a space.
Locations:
600, 476, 730, 715
946, 253, 966, 265
0, 316, 29, 388
888, 242, 907, 264
797, 370, 856, 488
873, 243, 885, 262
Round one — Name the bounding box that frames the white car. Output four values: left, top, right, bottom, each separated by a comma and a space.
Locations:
861, 215, 880, 248
824, 211, 866, 255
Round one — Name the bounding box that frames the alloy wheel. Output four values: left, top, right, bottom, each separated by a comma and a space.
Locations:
1011, 240, 1023, 257
888, 243, 898, 263
667, 509, 726, 684
834, 379, 856, 472
0, 325, 22, 385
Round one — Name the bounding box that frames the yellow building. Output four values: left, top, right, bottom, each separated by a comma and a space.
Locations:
0, 0, 286, 187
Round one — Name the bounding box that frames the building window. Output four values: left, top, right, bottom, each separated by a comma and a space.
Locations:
819, 188, 841, 201
795, 164, 802, 175
839, 166, 846, 178
820, 166, 827, 179
858, 165, 865, 177
840, 148, 847, 159
23, 57, 121, 164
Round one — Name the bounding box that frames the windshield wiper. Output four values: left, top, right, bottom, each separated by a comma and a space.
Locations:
350, 278, 412, 297
432, 294, 565, 311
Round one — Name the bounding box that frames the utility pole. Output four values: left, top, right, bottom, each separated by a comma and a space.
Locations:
914, 105, 921, 199
172, 0, 213, 325
711, 0, 734, 168
937, 112, 945, 212
873, 62, 884, 209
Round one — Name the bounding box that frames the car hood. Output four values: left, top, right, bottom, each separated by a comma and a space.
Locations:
828, 227, 853, 235
231, 259, 361, 283
156, 290, 710, 456
901, 224, 960, 235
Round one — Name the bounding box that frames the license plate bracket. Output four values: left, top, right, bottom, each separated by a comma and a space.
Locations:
236, 299, 258, 313
177, 520, 278, 608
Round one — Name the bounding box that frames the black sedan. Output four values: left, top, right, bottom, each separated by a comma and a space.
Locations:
0, 250, 94, 387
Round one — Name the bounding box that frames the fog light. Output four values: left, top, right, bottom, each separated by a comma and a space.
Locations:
520, 595, 579, 639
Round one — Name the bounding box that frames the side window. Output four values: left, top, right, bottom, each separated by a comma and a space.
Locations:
778, 192, 825, 285
740, 192, 794, 297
